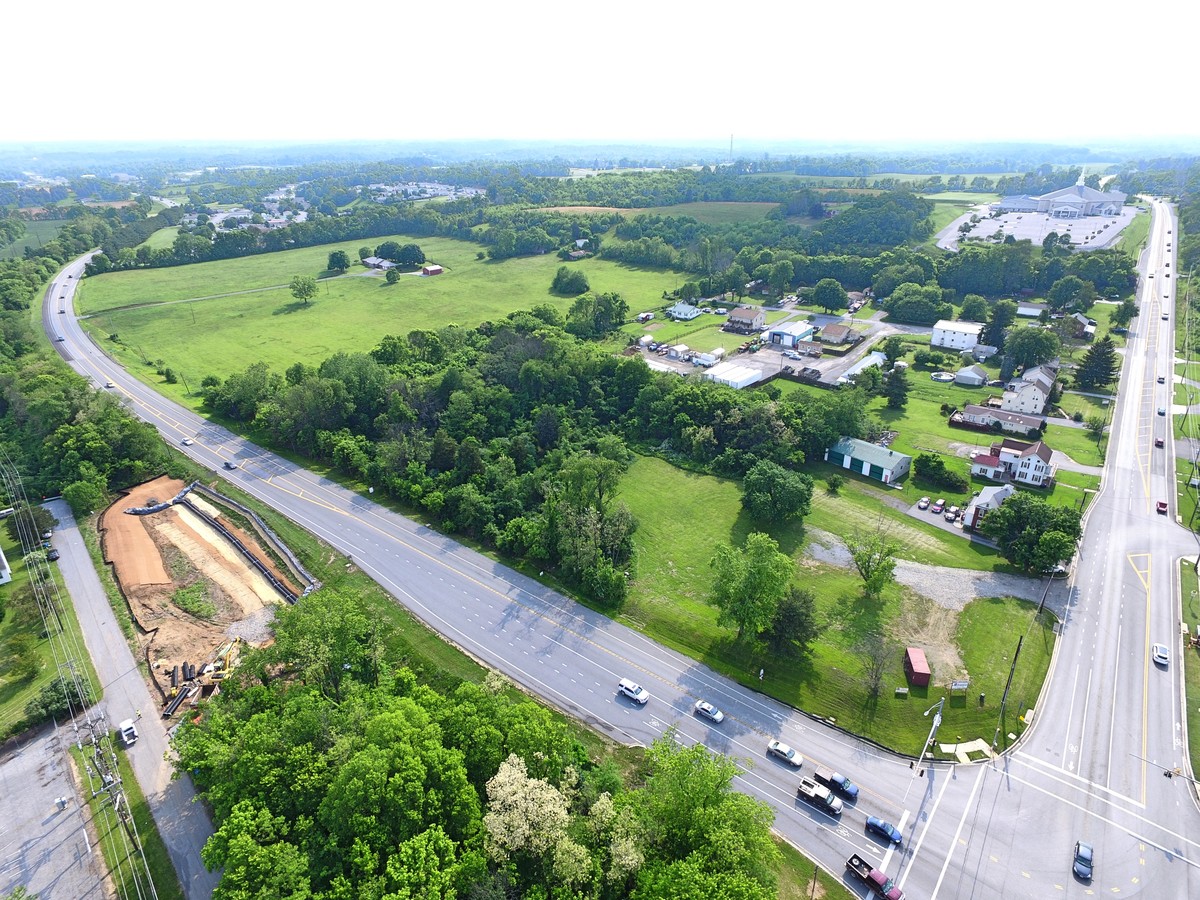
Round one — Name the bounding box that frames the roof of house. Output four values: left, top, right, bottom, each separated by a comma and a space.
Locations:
667, 302, 699, 316
964, 405, 1043, 429
1016, 301, 1047, 313
976, 484, 1015, 505
972, 454, 1002, 468
730, 306, 760, 319
934, 319, 984, 335
957, 365, 988, 378
828, 436, 911, 471
820, 323, 853, 341
996, 438, 1053, 463
770, 320, 815, 337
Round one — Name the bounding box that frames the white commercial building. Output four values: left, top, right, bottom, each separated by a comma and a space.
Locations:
931, 319, 984, 351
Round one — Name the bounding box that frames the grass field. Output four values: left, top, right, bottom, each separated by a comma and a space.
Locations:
1182, 562, 1200, 781
77, 235, 691, 392
69, 743, 184, 900
140, 226, 180, 250
540, 201, 779, 225
0, 219, 68, 260
615, 454, 1054, 751
0, 530, 102, 740
1116, 209, 1151, 256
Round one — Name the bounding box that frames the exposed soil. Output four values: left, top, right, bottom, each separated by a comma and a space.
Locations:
99, 475, 300, 706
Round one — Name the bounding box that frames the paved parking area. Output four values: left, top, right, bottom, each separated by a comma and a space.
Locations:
959, 206, 1138, 250
0, 724, 107, 899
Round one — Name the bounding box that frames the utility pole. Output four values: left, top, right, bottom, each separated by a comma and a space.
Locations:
905, 696, 944, 799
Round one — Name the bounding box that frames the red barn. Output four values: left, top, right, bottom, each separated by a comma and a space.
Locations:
422, 264, 444, 276
904, 647, 931, 687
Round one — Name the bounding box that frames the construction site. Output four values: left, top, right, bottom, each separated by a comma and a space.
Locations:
99, 475, 317, 718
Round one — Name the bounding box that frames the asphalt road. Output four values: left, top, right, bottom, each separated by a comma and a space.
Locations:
42, 206, 1200, 899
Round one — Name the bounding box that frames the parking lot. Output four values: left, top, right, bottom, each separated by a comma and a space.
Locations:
907, 496, 968, 537
959, 206, 1138, 250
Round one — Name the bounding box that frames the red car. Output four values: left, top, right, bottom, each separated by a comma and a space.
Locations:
1157, 501, 1168, 514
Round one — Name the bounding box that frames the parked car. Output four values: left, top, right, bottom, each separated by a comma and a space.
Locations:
47, 548, 60, 561
617, 678, 649, 704
931, 499, 946, 514
1152, 643, 1169, 666
1073, 841, 1094, 880
917, 497, 930, 510
944, 506, 959, 522
866, 816, 903, 845
766, 739, 803, 767
694, 700, 725, 723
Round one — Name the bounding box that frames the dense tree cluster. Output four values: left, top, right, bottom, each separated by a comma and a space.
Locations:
199, 312, 873, 603
979, 492, 1082, 572
178, 592, 780, 900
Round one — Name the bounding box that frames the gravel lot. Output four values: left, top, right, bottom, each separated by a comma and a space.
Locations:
806, 528, 1070, 616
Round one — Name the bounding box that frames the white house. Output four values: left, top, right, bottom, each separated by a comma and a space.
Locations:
954, 365, 988, 387
728, 306, 766, 332
768, 320, 816, 347
932, 319, 984, 351
958, 404, 1044, 437
971, 439, 1055, 487
667, 302, 701, 321
963, 484, 1015, 532
1001, 365, 1056, 416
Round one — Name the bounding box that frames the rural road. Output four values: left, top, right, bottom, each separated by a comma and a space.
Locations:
48, 500, 221, 899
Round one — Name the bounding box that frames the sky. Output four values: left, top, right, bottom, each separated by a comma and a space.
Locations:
9, 0, 1199, 151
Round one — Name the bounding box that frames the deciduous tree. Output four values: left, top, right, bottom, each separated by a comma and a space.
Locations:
740, 460, 813, 524
847, 524, 899, 601
709, 533, 794, 640
289, 274, 318, 306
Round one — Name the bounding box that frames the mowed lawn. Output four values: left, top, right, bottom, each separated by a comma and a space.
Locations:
77, 236, 690, 383
540, 202, 779, 225
616, 454, 1054, 751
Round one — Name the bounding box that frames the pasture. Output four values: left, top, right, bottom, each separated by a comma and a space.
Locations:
0, 219, 68, 260
540, 201, 779, 225
77, 235, 690, 388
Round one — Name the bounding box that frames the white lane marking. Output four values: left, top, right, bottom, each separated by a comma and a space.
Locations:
929, 764, 987, 899
898, 765, 955, 888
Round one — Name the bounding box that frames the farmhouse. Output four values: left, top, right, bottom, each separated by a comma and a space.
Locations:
931, 319, 984, 351
971, 439, 1056, 487
1016, 301, 1048, 319
824, 437, 911, 485
422, 264, 444, 276
992, 183, 1127, 219
1070, 312, 1096, 340
954, 365, 988, 387
362, 256, 396, 270
962, 484, 1015, 532
728, 306, 766, 333
667, 301, 702, 321
768, 320, 816, 347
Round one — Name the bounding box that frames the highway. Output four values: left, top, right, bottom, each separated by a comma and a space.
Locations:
45, 203, 1200, 898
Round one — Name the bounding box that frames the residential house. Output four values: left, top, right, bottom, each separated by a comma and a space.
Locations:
963, 484, 1016, 532
971, 439, 1056, 487
971, 343, 999, 362
768, 320, 816, 347
958, 404, 1044, 437
818, 323, 856, 345
931, 319, 984, 351
954, 365, 988, 387
1001, 365, 1056, 415
824, 437, 912, 485
1016, 301, 1048, 319
362, 256, 395, 270
1070, 312, 1096, 341
728, 306, 766, 332
667, 301, 701, 321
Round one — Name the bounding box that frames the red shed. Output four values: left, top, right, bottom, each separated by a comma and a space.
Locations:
422, 264, 444, 276
904, 647, 931, 687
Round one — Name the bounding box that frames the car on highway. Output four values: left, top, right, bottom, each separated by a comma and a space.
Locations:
917, 496, 930, 510
1158, 407, 1166, 416
930, 498, 945, 514
55, 336, 64, 342
1163, 313, 1169, 320
1156, 500, 1168, 514
767, 739, 803, 767
104, 381, 115, 388
617, 678, 649, 704
866, 815, 903, 845
694, 700, 725, 723
1155, 438, 1165, 448
182, 438, 194, 446
1072, 841, 1094, 880
223, 461, 237, 470
1158, 376, 1166, 383
1152, 643, 1169, 666
58, 308, 65, 313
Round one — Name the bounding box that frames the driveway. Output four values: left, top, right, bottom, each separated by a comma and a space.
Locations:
48, 501, 220, 899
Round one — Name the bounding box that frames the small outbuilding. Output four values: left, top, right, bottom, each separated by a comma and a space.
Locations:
824, 436, 911, 485
422, 264, 444, 276
904, 647, 931, 687
954, 365, 988, 387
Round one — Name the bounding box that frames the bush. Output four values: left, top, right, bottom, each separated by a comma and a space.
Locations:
825, 473, 844, 495
551, 266, 590, 296
25, 676, 94, 723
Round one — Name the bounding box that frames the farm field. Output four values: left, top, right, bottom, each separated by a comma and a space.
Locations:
0, 219, 68, 260
77, 235, 690, 388
540, 201, 779, 225
140, 225, 180, 250
615, 454, 1054, 751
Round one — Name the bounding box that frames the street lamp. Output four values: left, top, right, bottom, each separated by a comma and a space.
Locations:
905, 697, 945, 799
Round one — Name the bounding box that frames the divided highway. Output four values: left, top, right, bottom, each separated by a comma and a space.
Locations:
46, 203, 1200, 897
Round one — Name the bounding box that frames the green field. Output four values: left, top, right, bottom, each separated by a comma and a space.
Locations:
1182, 562, 1200, 780
77, 235, 691, 390
1116, 209, 1151, 256
543, 201, 779, 225
0, 219, 69, 260
140, 225, 180, 250
615, 454, 1054, 751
